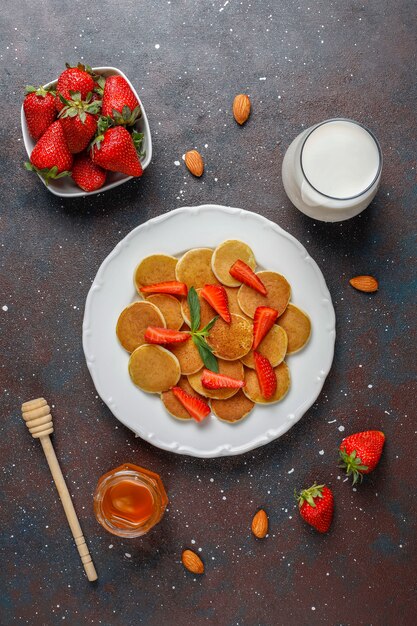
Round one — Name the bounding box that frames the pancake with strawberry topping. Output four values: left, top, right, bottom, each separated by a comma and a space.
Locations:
241, 324, 288, 369
116, 301, 165, 353
211, 239, 256, 287
188, 359, 244, 400
243, 361, 290, 404
134, 254, 178, 293
238, 271, 291, 319
161, 376, 206, 421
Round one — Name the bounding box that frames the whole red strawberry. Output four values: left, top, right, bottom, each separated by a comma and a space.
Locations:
339, 430, 385, 484
60, 113, 97, 153
58, 91, 101, 153
23, 86, 56, 140
55, 65, 95, 112
296, 483, 334, 533
25, 120, 73, 183
101, 75, 140, 124
90, 127, 143, 176
71, 152, 107, 192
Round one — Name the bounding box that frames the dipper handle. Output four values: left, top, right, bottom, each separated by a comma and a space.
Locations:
21, 398, 98, 582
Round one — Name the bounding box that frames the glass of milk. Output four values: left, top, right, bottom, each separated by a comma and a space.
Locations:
282, 118, 382, 222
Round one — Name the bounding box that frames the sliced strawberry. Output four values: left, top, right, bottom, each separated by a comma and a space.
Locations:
201, 369, 245, 390
253, 306, 279, 350
171, 386, 211, 422
200, 284, 231, 323
144, 327, 190, 344
140, 281, 188, 297
253, 351, 277, 399
229, 260, 267, 295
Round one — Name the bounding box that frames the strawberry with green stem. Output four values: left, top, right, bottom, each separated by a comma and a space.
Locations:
101, 74, 141, 125
25, 120, 72, 184
295, 483, 334, 533
55, 63, 95, 112
90, 118, 144, 176
23, 85, 57, 140
339, 430, 385, 484
187, 286, 219, 372
58, 91, 101, 153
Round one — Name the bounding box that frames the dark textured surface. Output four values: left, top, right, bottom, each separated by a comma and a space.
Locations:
1, 1, 416, 624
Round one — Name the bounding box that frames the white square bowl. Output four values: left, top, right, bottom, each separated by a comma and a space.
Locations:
21, 66, 152, 198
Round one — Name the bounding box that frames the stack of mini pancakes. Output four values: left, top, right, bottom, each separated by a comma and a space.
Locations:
116, 240, 311, 424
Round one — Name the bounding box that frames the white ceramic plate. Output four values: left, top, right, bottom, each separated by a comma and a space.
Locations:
21, 66, 152, 198
83, 205, 336, 458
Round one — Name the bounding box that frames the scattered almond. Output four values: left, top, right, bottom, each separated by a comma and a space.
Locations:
233, 94, 251, 125
185, 150, 204, 177
251, 509, 268, 538
349, 275, 378, 293
181, 549, 204, 574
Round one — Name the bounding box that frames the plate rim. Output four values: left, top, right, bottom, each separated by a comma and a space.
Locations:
83, 204, 336, 458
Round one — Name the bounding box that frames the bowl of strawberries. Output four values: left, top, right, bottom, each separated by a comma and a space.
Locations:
21, 63, 152, 197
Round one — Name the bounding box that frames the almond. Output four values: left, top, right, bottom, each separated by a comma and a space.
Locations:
349, 275, 378, 293
181, 549, 204, 574
233, 94, 251, 125
185, 150, 204, 177
251, 509, 268, 538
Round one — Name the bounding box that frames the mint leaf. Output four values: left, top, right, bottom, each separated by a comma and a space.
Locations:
188, 287, 200, 332
192, 335, 218, 372
199, 316, 218, 336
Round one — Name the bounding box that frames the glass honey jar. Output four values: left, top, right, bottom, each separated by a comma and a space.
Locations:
93, 463, 168, 538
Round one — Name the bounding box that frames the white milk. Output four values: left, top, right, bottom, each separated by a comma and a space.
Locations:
282, 119, 382, 222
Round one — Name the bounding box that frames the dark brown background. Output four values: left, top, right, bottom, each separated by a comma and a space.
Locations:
1, 1, 416, 624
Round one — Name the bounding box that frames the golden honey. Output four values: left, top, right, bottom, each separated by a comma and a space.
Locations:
93, 463, 168, 537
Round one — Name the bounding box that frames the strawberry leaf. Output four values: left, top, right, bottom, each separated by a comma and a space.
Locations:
69, 90, 82, 102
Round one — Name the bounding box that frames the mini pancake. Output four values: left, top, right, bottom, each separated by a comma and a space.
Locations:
129, 345, 180, 393
212, 240, 256, 287
278, 303, 312, 354
146, 294, 183, 330
181, 288, 216, 329
206, 313, 253, 361
243, 361, 290, 404
224, 286, 251, 320
169, 337, 204, 375
116, 301, 166, 353
175, 248, 218, 289
134, 254, 178, 292
188, 359, 245, 400
211, 390, 255, 423
241, 324, 288, 369
238, 271, 291, 319
161, 376, 205, 421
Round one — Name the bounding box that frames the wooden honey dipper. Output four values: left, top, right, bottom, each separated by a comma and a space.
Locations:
21, 397, 98, 582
